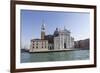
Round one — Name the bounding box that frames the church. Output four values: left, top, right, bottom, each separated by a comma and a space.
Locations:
29, 22, 74, 52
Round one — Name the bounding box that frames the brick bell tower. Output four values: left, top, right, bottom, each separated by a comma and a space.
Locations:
41, 21, 45, 39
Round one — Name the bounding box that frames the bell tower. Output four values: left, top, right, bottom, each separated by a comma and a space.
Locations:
41, 21, 45, 39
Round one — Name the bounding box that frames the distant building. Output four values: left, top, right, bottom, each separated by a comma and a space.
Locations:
74, 39, 89, 49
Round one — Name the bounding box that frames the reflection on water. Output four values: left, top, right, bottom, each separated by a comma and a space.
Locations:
21, 49, 89, 63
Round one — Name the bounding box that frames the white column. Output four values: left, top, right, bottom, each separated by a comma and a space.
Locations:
60, 33, 61, 49
69, 34, 72, 48
63, 34, 64, 49
66, 36, 68, 49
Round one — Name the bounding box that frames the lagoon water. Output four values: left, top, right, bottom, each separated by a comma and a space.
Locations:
21, 49, 89, 63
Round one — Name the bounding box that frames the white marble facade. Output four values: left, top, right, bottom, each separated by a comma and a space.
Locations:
54, 28, 74, 50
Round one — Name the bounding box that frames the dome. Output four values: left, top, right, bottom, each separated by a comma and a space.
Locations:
54, 28, 59, 37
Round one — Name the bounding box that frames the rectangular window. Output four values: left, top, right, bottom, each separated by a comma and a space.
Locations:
36, 46, 38, 48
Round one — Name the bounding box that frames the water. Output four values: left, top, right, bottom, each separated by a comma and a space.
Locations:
21, 49, 89, 63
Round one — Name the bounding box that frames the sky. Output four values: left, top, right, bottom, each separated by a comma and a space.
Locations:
21, 9, 90, 49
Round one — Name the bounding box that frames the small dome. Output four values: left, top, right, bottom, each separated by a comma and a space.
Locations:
54, 28, 59, 37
